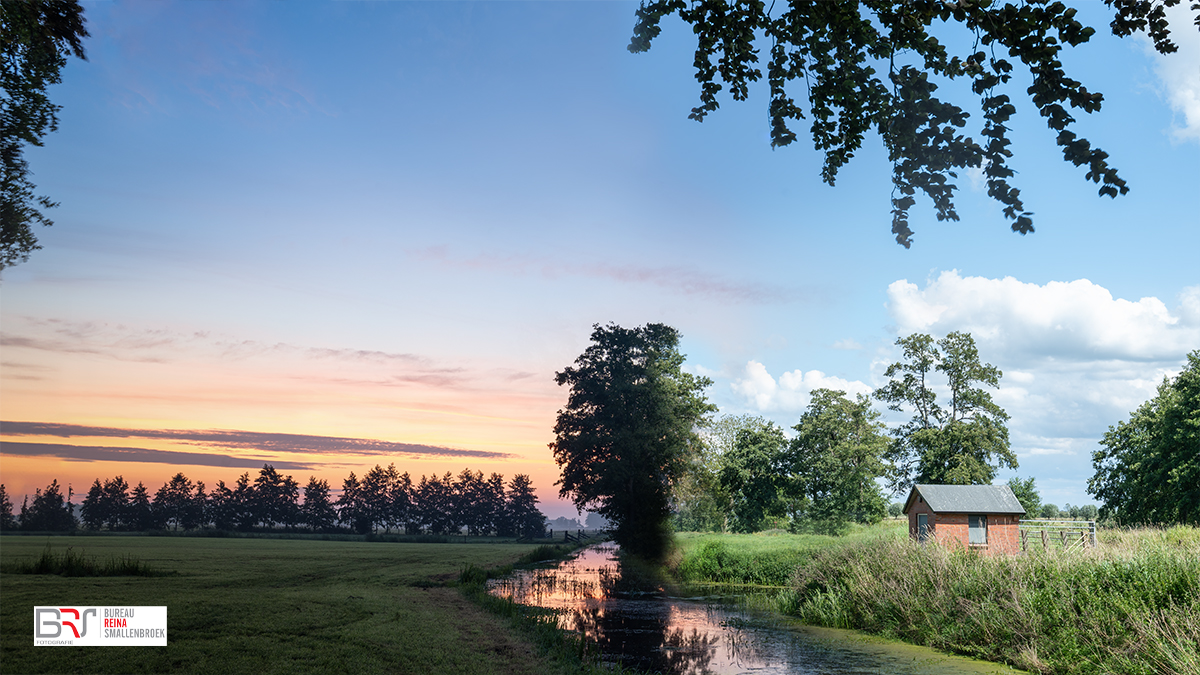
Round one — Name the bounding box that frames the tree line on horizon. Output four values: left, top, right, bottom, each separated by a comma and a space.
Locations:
0, 464, 548, 538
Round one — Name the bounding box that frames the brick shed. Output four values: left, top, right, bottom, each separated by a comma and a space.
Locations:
902, 484, 1026, 555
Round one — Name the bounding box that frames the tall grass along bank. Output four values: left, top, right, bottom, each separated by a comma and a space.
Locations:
673, 524, 1200, 675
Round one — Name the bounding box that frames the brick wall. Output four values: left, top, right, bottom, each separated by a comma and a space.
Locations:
906, 496, 937, 541
988, 515, 1021, 555
930, 513, 1020, 555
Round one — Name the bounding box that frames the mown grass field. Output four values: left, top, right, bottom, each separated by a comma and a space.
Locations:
0, 536, 579, 675
670, 521, 1200, 675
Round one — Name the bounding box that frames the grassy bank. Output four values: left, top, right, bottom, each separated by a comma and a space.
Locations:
672, 521, 907, 586
0, 535, 591, 674
671, 523, 1200, 675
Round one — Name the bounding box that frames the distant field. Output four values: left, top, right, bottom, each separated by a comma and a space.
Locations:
672, 519, 908, 586
0, 536, 567, 675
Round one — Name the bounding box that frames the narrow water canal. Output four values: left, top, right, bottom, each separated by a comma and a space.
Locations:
488, 543, 1022, 674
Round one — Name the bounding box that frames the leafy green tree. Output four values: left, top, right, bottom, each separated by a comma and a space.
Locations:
550, 323, 715, 559
0, 483, 17, 531
784, 389, 889, 533
1006, 476, 1041, 518
887, 502, 903, 518
628, 1, 1195, 247
875, 332, 1015, 493
719, 419, 787, 533
673, 413, 761, 532
1089, 351, 1200, 525
1040, 503, 1061, 519
1, 0, 89, 268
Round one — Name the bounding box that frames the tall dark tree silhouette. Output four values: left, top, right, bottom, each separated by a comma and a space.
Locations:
628, 0, 1198, 246
393, 469, 416, 534
301, 476, 337, 531
127, 481, 156, 530
80, 478, 105, 530
481, 472, 506, 536
505, 474, 546, 539
336, 472, 369, 534
360, 464, 392, 533
20, 479, 74, 530
154, 472, 194, 531
251, 465, 299, 529
0, 483, 15, 531
551, 323, 714, 559
101, 475, 131, 530
209, 479, 237, 530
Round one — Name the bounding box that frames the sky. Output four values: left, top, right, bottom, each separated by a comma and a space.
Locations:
1, 0, 1197, 519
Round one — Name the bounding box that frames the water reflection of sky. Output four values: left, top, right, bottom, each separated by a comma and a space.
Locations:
488, 544, 1022, 675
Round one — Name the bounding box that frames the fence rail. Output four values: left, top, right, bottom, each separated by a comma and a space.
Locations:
1019, 519, 1096, 551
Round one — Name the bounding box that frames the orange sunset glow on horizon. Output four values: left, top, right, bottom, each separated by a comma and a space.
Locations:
0, 314, 581, 516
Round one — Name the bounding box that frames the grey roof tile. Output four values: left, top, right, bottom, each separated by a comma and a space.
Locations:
904, 484, 1026, 515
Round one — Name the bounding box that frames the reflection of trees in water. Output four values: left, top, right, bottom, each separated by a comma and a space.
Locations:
562, 557, 723, 675
567, 605, 720, 675
718, 616, 772, 669
492, 547, 778, 675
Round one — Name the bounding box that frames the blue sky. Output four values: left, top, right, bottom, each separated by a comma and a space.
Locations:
1, 0, 1197, 517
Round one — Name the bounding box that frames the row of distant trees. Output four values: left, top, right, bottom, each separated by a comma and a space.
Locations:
0, 464, 548, 537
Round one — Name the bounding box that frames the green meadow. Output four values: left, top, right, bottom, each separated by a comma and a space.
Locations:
0, 536, 579, 675
670, 521, 1200, 675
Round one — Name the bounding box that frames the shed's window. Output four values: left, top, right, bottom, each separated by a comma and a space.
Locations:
969, 515, 988, 545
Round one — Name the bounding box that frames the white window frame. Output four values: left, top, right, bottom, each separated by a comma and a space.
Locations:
969, 514, 988, 545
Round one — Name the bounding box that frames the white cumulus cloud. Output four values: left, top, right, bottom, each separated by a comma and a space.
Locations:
887, 271, 1199, 362
1148, 3, 1200, 143
732, 360, 872, 413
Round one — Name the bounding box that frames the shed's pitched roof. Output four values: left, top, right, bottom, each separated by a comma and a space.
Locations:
903, 484, 1026, 515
